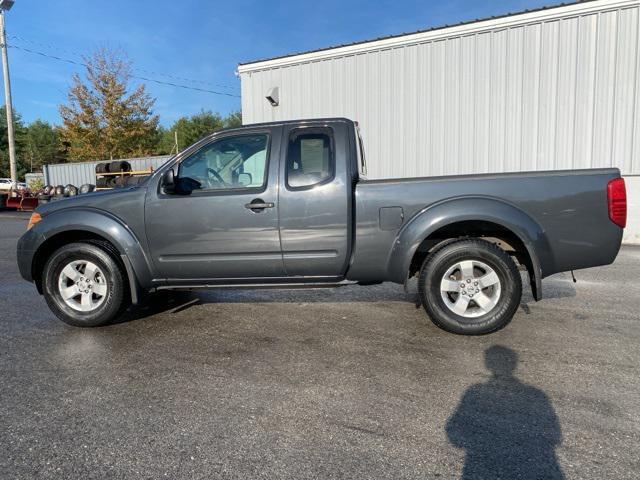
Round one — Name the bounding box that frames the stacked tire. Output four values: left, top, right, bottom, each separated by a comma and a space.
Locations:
95, 160, 132, 190
109, 161, 131, 173
96, 177, 115, 188
126, 175, 147, 186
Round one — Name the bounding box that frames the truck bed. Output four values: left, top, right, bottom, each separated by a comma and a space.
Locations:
348, 168, 622, 282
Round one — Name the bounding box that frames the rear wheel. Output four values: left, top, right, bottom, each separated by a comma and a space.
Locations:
42, 242, 130, 327
418, 238, 521, 335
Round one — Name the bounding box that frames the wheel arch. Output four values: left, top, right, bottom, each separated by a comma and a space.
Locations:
387, 197, 552, 300
30, 208, 152, 303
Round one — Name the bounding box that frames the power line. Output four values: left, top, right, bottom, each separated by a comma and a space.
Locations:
136, 68, 239, 92
7, 34, 240, 91
7, 43, 241, 98
7, 34, 80, 61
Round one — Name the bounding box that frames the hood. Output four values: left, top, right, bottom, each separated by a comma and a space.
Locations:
36, 185, 147, 216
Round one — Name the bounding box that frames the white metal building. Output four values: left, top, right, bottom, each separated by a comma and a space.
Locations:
238, 0, 640, 243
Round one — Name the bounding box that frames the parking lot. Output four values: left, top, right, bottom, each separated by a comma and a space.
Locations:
1, 212, 639, 479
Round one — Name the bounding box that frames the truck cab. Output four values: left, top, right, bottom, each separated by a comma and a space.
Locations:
145, 119, 357, 283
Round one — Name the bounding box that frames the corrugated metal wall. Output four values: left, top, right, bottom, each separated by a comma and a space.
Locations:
43, 156, 171, 187
240, 1, 640, 180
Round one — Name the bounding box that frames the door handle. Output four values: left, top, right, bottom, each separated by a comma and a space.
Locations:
245, 199, 275, 211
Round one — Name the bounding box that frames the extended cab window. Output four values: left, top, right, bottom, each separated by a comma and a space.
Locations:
286, 128, 334, 189
178, 134, 268, 191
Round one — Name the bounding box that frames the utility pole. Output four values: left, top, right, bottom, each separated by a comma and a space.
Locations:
0, 2, 16, 185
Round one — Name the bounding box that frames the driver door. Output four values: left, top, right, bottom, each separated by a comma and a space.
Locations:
145, 127, 285, 281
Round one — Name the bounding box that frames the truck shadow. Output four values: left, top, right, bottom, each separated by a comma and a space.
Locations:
115, 284, 414, 324
115, 284, 416, 324
117, 273, 576, 325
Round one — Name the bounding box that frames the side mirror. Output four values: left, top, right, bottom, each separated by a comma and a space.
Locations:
237, 172, 253, 186
176, 177, 201, 195
162, 169, 175, 194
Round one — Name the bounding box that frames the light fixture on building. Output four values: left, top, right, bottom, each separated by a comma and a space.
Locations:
266, 87, 279, 107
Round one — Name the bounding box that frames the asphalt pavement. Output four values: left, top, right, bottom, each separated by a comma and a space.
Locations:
1, 212, 639, 479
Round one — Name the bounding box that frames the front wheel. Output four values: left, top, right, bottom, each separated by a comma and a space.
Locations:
418, 238, 522, 335
42, 242, 130, 327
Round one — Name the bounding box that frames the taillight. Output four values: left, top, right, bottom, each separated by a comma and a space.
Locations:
607, 178, 626, 228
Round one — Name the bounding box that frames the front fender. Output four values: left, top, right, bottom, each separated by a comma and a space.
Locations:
26, 207, 154, 289
387, 197, 553, 299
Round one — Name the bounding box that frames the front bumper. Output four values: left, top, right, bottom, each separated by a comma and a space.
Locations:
16, 228, 44, 283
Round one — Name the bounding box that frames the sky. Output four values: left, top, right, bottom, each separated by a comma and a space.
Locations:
5, 0, 556, 127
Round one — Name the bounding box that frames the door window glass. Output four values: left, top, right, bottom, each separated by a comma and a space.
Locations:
286, 129, 334, 189
178, 134, 268, 191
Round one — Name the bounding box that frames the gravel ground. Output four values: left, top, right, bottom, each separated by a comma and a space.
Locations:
1, 212, 639, 479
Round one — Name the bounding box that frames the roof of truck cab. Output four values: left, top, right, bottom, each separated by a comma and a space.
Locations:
225, 117, 355, 131
247, 117, 353, 126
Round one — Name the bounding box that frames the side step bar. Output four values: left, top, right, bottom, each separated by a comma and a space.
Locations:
156, 280, 358, 291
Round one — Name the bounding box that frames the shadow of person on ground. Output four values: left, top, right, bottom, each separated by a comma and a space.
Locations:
446, 345, 565, 480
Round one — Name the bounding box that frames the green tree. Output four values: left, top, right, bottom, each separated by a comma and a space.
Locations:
59, 48, 159, 161
223, 110, 242, 129
24, 120, 64, 171
0, 106, 28, 179
159, 110, 224, 154
157, 110, 243, 155
28, 177, 44, 191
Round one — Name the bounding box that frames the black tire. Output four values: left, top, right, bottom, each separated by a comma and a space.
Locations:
125, 175, 145, 186
97, 177, 116, 188
64, 184, 78, 197
42, 242, 130, 327
109, 160, 131, 173
418, 238, 522, 335
95, 162, 109, 174
114, 175, 129, 187
79, 183, 95, 194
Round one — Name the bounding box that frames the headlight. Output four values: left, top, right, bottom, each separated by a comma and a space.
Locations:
27, 212, 42, 230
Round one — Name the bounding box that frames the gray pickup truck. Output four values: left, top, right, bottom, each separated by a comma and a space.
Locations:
17, 118, 626, 334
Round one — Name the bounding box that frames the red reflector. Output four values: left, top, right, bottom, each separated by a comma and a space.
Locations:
607, 178, 627, 228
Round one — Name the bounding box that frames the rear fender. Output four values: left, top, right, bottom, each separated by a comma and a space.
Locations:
387, 197, 552, 300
